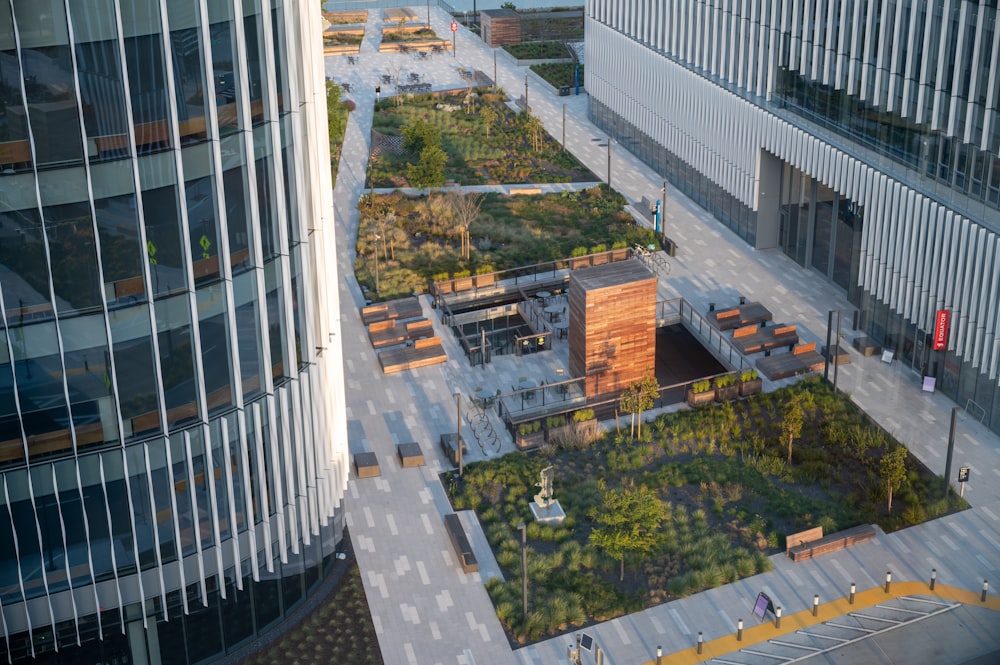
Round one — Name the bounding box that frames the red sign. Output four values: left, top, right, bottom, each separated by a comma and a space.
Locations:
933, 309, 950, 351
450, 21, 458, 32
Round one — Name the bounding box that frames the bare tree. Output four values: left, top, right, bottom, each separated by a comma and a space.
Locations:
523, 111, 545, 152
448, 187, 485, 260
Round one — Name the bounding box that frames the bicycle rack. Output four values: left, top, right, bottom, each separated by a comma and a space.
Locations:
466, 401, 499, 454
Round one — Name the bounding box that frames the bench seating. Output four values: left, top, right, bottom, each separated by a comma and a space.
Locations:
361, 296, 423, 325
354, 452, 380, 478
368, 318, 434, 349
852, 336, 881, 357
709, 302, 773, 331
396, 442, 425, 467
444, 513, 478, 573
788, 524, 877, 562
378, 336, 447, 374
756, 342, 825, 380
732, 323, 799, 355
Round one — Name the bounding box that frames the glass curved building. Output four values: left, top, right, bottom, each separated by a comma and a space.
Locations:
0, 0, 349, 662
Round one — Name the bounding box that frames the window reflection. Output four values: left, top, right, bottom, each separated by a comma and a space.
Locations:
43, 201, 103, 316
0, 206, 53, 324
95, 193, 147, 307
19, 44, 85, 167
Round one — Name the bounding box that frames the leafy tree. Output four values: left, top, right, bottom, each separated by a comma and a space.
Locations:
407, 144, 447, 193
522, 111, 545, 152
880, 446, 908, 513
619, 375, 659, 440
401, 119, 441, 154
326, 81, 346, 143
447, 187, 484, 260
780, 394, 805, 465
480, 104, 500, 139
589, 480, 667, 581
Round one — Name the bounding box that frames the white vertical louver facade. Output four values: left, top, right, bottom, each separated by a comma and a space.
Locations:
586, 0, 1000, 418
0, 0, 348, 661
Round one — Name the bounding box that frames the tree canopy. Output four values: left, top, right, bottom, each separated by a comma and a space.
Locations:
407, 144, 447, 192
589, 480, 667, 581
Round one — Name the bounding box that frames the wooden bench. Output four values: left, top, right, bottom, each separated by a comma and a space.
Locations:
756, 343, 826, 380
361, 296, 423, 325
354, 452, 381, 478
443, 513, 478, 573
852, 336, 881, 357
786, 526, 824, 555
439, 433, 467, 466
396, 442, 425, 467
732, 323, 799, 355
709, 302, 774, 331
509, 187, 542, 196
378, 337, 447, 373
368, 317, 435, 349
788, 524, 877, 562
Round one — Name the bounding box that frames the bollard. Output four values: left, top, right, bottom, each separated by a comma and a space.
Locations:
885, 571, 892, 594
813, 594, 819, 616
737, 619, 743, 641
656, 645, 662, 665
849, 582, 856, 604
983, 580, 989, 603
697, 633, 703, 655
595, 646, 603, 665
930, 568, 936, 590
775, 606, 782, 628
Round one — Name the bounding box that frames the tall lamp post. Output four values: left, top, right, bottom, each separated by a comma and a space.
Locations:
454, 392, 463, 477
593, 138, 612, 188
517, 522, 528, 621
524, 73, 529, 111
371, 233, 381, 295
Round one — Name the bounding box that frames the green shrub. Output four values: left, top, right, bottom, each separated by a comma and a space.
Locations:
691, 380, 711, 393
573, 408, 595, 422
714, 374, 736, 388
739, 369, 758, 382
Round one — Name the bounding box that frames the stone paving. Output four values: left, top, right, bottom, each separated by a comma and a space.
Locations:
326, 8, 1000, 665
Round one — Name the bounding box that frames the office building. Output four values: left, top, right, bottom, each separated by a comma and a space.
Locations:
0, 0, 348, 662
585, 0, 1000, 433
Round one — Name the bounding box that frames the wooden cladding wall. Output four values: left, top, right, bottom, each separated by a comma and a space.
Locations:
567, 260, 656, 398
481, 9, 521, 47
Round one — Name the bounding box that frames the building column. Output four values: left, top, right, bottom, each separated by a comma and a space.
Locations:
755, 150, 782, 249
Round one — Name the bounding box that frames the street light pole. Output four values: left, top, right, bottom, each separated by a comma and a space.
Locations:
944, 406, 958, 496
372, 233, 381, 295
518, 522, 528, 621
562, 103, 566, 151
607, 139, 611, 188
524, 74, 529, 111
493, 50, 497, 89
455, 392, 463, 477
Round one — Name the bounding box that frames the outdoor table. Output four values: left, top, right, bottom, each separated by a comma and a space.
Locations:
553, 320, 569, 339
544, 304, 562, 321
474, 388, 493, 406
535, 290, 551, 301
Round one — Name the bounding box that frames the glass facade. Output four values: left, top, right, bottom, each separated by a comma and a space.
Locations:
586, 0, 1000, 438
0, 0, 346, 662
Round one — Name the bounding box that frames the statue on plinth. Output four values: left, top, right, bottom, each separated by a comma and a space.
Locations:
533, 465, 554, 508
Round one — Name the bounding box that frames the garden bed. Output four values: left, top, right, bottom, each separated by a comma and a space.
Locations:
445, 377, 967, 645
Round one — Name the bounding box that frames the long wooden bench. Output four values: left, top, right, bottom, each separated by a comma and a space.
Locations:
443, 513, 478, 573
788, 524, 877, 562
708, 302, 773, 331
756, 342, 825, 380
732, 323, 799, 355
378, 336, 447, 374
368, 318, 434, 349
361, 296, 423, 325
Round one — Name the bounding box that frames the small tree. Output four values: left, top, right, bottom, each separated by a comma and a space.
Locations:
880, 446, 908, 513
589, 480, 666, 581
447, 187, 484, 260
401, 118, 441, 154
407, 144, 447, 193
634, 374, 659, 440
780, 394, 805, 465
522, 111, 545, 152
479, 104, 499, 139
618, 384, 640, 440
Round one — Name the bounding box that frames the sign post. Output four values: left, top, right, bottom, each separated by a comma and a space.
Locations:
451, 20, 457, 57
958, 466, 970, 497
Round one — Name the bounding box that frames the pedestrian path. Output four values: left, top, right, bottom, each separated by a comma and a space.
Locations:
326, 8, 1000, 665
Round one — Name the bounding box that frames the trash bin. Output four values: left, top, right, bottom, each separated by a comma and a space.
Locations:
559, 85, 571, 96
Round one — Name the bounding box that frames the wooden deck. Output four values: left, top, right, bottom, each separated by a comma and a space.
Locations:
756, 342, 825, 380
731, 323, 799, 355
377, 336, 447, 374
708, 301, 773, 331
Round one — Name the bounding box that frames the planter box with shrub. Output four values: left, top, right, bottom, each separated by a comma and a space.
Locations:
686, 380, 714, 407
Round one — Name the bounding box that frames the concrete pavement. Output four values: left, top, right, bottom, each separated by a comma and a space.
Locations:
325, 7, 1000, 665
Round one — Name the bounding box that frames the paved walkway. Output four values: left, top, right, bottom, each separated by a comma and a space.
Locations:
326, 8, 1000, 665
